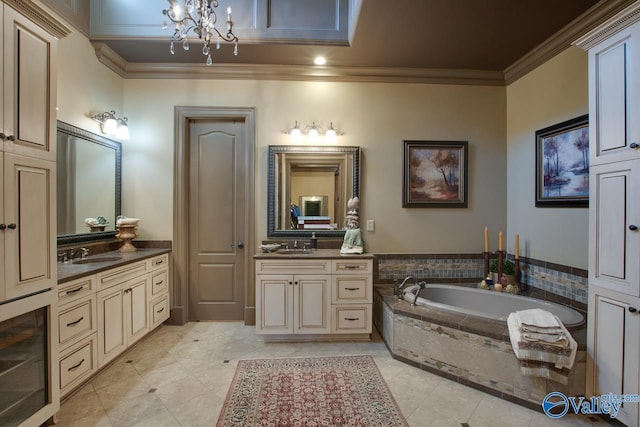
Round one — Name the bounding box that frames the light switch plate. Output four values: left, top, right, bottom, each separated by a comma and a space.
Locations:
366, 219, 375, 232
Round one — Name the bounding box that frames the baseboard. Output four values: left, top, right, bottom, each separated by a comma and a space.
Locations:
168, 305, 186, 325
244, 306, 256, 325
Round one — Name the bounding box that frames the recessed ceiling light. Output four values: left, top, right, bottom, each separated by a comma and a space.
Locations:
314, 56, 327, 65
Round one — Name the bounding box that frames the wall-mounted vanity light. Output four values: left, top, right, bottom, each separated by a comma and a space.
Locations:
92, 110, 130, 140
284, 121, 342, 143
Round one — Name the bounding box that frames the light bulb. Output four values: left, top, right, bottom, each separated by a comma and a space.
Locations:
308, 127, 318, 143
325, 125, 336, 143
116, 123, 130, 140
103, 117, 117, 135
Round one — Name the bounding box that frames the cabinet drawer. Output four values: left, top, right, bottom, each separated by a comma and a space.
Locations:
58, 275, 95, 305
331, 306, 372, 333
151, 293, 170, 328
60, 334, 97, 393
96, 260, 147, 290
332, 275, 372, 304
59, 297, 96, 347
148, 254, 169, 271
151, 269, 169, 296
332, 259, 372, 274
256, 259, 331, 275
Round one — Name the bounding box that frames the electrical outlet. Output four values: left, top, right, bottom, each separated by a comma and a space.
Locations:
366, 219, 375, 232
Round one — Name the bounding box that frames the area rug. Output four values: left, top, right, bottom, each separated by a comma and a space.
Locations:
216, 355, 409, 426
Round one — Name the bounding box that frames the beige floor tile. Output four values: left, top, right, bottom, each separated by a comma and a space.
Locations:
470, 394, 534, 427
163, 390, 225, 427
94, 374, 151, 412
56, 390, 106, 425
105, 391, 169, 427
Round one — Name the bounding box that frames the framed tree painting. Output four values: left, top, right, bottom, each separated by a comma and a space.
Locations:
535, 114, 589, 207
403, 140, 468, 208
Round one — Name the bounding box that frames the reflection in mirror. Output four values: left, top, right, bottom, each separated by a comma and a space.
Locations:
268, 146, 360, 238
56, 121, 122, 245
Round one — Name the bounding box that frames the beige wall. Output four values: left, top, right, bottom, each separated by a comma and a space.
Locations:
506, 46, 589, 269
121, 80, 507, 253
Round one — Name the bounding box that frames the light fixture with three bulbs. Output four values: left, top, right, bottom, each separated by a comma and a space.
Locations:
285, 121, 342, 143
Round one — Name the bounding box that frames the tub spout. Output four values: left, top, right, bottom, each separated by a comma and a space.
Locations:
411, 281, 427, 306
395, 276, 414, 299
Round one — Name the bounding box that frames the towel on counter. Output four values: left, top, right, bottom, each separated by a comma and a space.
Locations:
507, 310, 577, 385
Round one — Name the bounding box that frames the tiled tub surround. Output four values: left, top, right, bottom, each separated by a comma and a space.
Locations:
373, 287, 587, 411
375, 253, 588, 309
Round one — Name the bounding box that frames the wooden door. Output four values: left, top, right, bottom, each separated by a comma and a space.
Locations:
188, 120, 247, 320
588, 293, 640, 426
294, 275, 330, 334
2, 6, 57, 161
589, 161, 640, 296
97, 284, 125, 367
3, 153, 55, 301
125, 276, 149, 345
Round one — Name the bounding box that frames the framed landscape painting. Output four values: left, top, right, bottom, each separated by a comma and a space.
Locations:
403, 140, 468, 208
535, 115, 589, 207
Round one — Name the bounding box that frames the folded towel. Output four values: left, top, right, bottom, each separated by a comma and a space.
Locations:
515, 308, 562, 329
521, 331, 569, 348
507, 312, 577, 373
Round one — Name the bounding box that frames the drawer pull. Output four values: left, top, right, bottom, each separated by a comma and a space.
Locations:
65, 286, 84, 295
345, 287, 360, 291
66, 317, 84, 327
343, 265, 360, 269
155, 280, 164, 286
344, 317, 360, 321
153, 259, 165, 266
68, 358, 85, 371
157, 307, 165, 314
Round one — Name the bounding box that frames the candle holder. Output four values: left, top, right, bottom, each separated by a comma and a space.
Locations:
483, 252, 490, 278
497, 250, 505, 280
514, 258, 527, 292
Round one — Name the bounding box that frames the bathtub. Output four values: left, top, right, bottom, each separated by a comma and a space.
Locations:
401, 283, 585, 329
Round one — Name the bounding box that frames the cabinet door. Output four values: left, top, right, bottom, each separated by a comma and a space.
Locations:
256, 274, 292, 334
589, 22, 640, 165
589, 161, 640, 296
125, 277, 149, 345
2, 6, 57, 161
587, 292, 640, 426
3, 153, 55, 301
294, 275, 330, 334
97, 285, 125, 367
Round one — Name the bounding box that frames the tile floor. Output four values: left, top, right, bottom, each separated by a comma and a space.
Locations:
54, 322, 611, 427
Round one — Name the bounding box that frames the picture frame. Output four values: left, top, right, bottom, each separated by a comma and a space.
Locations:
403, 140, 468, 208
535, 115, 589, 207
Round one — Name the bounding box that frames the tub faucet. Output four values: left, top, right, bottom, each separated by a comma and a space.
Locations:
395, 276, 414, 299
411, 281, 427, 306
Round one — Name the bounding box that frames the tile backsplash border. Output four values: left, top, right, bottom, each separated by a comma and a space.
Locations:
374, 253, 587, 312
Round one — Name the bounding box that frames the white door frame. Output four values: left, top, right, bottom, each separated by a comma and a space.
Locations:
171, 106, 256, 325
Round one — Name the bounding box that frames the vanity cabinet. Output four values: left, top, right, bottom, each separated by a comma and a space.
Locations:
255, 255, 373, 339
57, 252, 170, 397
575, 4, 640, 426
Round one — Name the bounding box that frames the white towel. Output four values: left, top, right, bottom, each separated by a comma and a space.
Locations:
516, 308, 562, 328
521, 331, 569, 348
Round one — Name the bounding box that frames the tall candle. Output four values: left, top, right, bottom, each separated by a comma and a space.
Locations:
484, 227, 489, 252
515, 234, 520, 259
499, 231, 503, 251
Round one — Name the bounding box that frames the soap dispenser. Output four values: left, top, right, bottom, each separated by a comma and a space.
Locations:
310, 232, 318, 250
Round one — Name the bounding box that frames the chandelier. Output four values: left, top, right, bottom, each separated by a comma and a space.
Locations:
162, 0, 239, 66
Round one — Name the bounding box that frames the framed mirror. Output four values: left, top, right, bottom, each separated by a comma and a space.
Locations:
56, 121, 122, 245
268, 145, 360, 238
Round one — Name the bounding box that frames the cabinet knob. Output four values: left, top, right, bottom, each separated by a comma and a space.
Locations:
231, 242, 245, 249
288, 281, 293, 285
629, 307, 638, 313
7, 223, 16, 230
630, 225, 639, 231
0, 224, 5, 231
631, 143, 640, 149
0, 133, 15, 141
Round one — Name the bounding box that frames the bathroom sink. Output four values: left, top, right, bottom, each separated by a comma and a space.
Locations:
72, 256, 123, 264
276, 249, 314, 255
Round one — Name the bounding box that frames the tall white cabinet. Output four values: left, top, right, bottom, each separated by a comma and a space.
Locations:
576, 4, 640, 426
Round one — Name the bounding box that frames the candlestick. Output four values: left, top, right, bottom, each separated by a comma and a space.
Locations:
515, 234, 520, 260
499, 231, 503, 251
227, 6, 232, 21
484, 227, 489, 252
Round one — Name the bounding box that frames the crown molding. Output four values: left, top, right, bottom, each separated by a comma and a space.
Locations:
91, 42, 504, 85
2, 0, 71, 39
574, 0, 640, 50
504, 0, 636, 85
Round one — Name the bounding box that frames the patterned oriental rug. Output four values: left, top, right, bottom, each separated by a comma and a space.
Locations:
216, 355, 409, 426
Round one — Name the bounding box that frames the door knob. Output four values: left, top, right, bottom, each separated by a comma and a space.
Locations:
631, 143, 639, 149
231, 242, 244, 249
7, 223, 16, 230
630, 225, 639, 231
629, 307, 637, 313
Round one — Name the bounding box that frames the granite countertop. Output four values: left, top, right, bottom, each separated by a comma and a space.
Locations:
58, 248, 171, 284
254, 248, 374, 259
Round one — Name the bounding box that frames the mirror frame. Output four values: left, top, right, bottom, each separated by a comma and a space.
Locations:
56, 121, 122, 245
267, 145, 360, 238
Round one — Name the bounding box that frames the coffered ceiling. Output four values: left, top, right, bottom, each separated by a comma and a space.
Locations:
44, 0, 634, 84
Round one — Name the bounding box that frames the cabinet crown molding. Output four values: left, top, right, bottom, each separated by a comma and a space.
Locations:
574, 1, 640, 50
2, 0, 71, 39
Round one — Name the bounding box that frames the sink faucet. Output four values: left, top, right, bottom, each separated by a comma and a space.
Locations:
68, 247, 89, 260
395, 276, 414, 299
